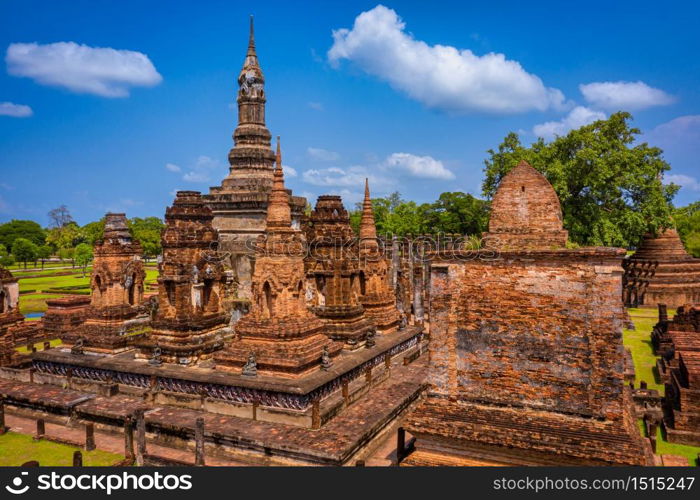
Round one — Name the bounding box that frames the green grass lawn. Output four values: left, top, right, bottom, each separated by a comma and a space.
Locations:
623, 308, 666, 392
15, 338, 62, 353
0, 432, 123, 466
625, 308, 700, 465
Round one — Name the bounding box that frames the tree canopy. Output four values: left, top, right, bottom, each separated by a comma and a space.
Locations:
0, 219, 46, 249
11, 237, 38, 269
674, 201, 700, 257
482, 112, 678, 248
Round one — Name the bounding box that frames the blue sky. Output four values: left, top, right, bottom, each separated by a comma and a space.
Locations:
1, 0, 699, 226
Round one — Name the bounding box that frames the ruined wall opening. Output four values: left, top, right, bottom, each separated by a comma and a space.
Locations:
128, 273, 136, 305
359, 271, 366, 296
0, 289, 5, 313
165, 281, 176, 306
203, 280, 213, 308
263, 281, 273, 318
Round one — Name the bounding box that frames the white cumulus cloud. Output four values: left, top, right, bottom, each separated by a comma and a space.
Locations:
328, 5, 565, 114
665, 174, 700, 191
384, 153, 454, 180
307, 147, 340, 162
283, 165, 297, 177
580, 81, 674, 111
533, 106, 606, 139
303, 166, 377, 188
165, 163, 181, 172
6, 41, 162, 97
0, 101, 33, 117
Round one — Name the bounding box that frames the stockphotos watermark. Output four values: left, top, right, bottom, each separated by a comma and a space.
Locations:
4, 470, 192, 496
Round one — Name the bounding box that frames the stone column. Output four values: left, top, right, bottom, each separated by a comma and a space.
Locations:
658, 303, 668, 323
85, 423, 96, 451
194, 417, 205, 466
413, 245, 425, 325
43, 341, 51, 350
311, 399, 321, 430
396, 427, 406, 463
35, 419, 45, 440
124, 416, 135, 460
73, 450, 83, 467
135, 410, 146, 466
0, 398, 7, 435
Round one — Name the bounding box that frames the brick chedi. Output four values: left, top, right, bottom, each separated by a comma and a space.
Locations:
205, 17, 305, 301
402, 160, 653, 466
143, 191, 230, 365
215, 139, 341, 377
357, 179, 400, 334
623, 229, 700, 308
482, 160, 568, 250
70, 213, 147, 352
304, 195, 375, 349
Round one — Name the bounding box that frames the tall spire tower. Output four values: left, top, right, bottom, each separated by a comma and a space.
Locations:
205, 17, 307, 302
223, 14, 275, 189
266, 137, 292, 229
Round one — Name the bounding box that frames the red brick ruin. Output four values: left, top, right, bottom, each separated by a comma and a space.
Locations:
402, 161, 654, 466
0, 21, 690, 467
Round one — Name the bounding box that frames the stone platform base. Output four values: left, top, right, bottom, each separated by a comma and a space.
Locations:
0, 354, 428, 465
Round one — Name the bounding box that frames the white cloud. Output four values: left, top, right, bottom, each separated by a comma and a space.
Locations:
665, 174, 700, 191
301, 152, 454, 189
182, 155, 222, 183
647, 115, 700, 145
307, 147, 341, 162
283, 165, 297, 178
165, 162, 181, 172
383, 152, 454, 180
303, 166, 378, 188
308, 101, 324, 111
533, 106, 606, 139
6, 42, 162, 97
0, 101, 32, 117
328, 5, 565, 114
580, 81, 674, 111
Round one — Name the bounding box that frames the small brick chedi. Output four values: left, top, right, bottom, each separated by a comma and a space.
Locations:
623, 229, 700, 308
205, 18, 305, 300
215, 139, 342, 377
403, 161, 653, 466
482, 160, 568, 250
304, 195, 375, 349
69, 213, 148, 352
144, 191, 230, 364
357, 179, 401, 334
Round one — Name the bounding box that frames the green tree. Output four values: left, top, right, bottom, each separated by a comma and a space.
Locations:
37, 245, 53, 270
422, 192, 489, 236
0, 244, 13, 267
74, 243, 93, 277
483, 112, 678, 248
128, 217, 165, 260
46, 222, 82, 251
0, 219, 46, 249
81, 219, 105, 246
11, 237, 38, 269
674, 201, 700, 257
57, 247, 75, 267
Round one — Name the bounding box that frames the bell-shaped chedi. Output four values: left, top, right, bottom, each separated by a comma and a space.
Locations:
304, 194, 375, 349
483, 160, 568, 250
624, 228, 700, 307
143, 191, 230, 365
357, 179, 401, 334
215, 138, 341, 377
65, 213, 147, 352
205, 17, 306, 301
